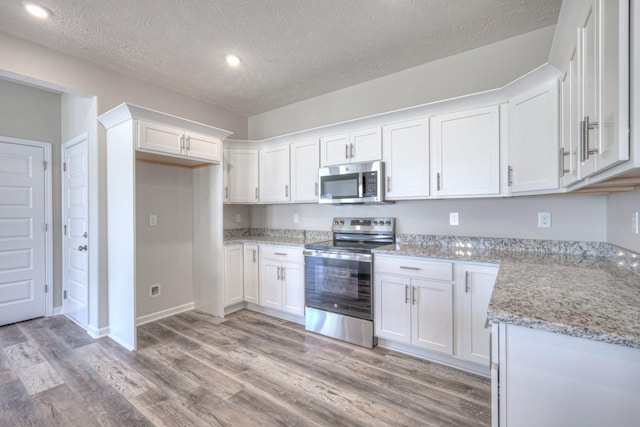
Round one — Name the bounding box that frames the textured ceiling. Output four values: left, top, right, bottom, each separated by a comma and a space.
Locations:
0, 0, 562, 116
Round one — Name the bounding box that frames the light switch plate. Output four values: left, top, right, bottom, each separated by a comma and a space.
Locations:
149, 214, 157, 227
235, 213, 242, 223
293, 213, 299, 224
632, 211, 639, 235
449, 212, 459, 226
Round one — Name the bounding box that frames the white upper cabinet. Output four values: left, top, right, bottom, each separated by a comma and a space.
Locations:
382, 119, 430, 200
226, 148, 260, 203
260, 145, 290, 203
320, 127, 382, 166
560, 48, 582, 188
137, 120, 222, 163
431, 105, 500, 197
507, 80, 559, 193
577, 0, 629, 179
290, 139, 320, 203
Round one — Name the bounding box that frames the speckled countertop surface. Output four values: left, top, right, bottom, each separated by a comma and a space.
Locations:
224, 235, 306, 247
375, 244, 640, 350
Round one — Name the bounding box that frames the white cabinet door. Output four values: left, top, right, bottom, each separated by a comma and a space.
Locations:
137, 120, 183, 156
320, 133, 350, 166
223, 148, 229, 202
290, 139, 319, 202
411, 279, 453, 355
282, 261, 304, 316
560, 49, 582, 188
597, 0, 629, 171
227, 149, 259, 203
578, 1, 599, 178
383, 119, 430, 200
431, 105, 500, 196
243, 245, 259, 304
460, 264, 498, 366
260, 145, 290, 203
374, 274, 411, 344
185, 131, 221, 162
350, 127, 382, 163
508, 80, 559, 193
224, 245, 244, 307
259, 260, 282, 311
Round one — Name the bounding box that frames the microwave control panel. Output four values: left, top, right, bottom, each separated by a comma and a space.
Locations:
363, 171, 378, 197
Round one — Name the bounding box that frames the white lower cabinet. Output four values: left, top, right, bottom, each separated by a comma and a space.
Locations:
243, 244, 259, 304
375, 256, 454, 355
259, 245, 305, 317
224, 245, 244, 307
459, 263, 498, 365
493, 323, 640, 427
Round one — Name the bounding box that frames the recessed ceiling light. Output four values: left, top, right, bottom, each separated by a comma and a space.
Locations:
225, 54, 241, 67
22, 1, 51, 18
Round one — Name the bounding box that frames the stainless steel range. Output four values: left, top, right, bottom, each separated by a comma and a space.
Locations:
303, 217, 395, 348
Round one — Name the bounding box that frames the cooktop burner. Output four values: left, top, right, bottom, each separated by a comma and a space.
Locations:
305, 217, 396, 253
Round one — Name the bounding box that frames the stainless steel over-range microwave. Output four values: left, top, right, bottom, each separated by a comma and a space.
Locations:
318, 160, 385, 204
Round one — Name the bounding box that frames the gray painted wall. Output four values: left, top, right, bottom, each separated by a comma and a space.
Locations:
250, 194, 608, 243
248, 26, 555, 140
607, 190, 640, 252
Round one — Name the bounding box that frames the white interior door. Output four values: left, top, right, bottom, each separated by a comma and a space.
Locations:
62, 135, 89, 328
0, 141, 47, 325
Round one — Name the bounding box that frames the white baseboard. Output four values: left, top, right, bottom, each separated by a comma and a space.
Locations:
136, 302, 195, 326
87, 324, 109, 339
52, 306, 63, 315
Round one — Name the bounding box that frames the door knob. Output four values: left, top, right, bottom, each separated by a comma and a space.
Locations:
78, 245, 87, 251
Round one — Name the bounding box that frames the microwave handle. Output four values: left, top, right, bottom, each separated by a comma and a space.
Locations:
359, 172, 365, 198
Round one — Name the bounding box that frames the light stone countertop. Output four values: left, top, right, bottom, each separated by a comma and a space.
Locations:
224, 236, 307, 247
374, 244, 640, 350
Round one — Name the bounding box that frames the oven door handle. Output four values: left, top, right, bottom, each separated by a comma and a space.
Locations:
303, 249, 372, 262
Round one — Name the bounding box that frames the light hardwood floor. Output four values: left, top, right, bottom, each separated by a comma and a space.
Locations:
0, 310, 490, 426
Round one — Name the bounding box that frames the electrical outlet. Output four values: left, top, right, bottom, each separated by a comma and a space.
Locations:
449, 212, 459, 226
293, 213, 299, 224
149, 214, 157, 227
538, 212, 551, 228
235, 213, 242, 223
150, 284, 160, 297
632, 211, 639, 235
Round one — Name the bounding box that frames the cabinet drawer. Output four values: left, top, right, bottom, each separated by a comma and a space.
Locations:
375, 256, 453, 281
260, 245, 304, 264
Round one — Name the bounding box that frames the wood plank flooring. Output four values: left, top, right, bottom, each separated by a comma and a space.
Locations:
0, 310, 490, 426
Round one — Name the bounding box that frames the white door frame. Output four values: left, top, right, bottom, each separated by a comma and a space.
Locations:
0, 135, 53, 317
61, 133, 89, 328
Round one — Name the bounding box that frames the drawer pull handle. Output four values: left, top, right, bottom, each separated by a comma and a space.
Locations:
400, 266, 421, 271
274, 252, 287, 256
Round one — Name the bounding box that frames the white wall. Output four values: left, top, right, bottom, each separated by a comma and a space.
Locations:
0, 78, 62, 300
250, 194, 608, 243
135, 161, 194, 318
0, 32, 248, 139
248, 26, 555, 140
607, 190, 640, 252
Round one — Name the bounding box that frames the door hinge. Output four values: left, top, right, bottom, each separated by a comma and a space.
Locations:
63, 290, 67, 299
45, 284, 48, 293
43, 223, 48, 232
43, 161, 48, 171
64, 224, 67, 236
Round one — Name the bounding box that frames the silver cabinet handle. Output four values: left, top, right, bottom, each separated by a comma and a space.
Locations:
387, 176, 391, 192
465, 271, 470, 293
400, 266, 421, 271
507, 166, 513, 186
276, 266, 281, 280
350, 143, 355, 159
180, 136, 185, 150
412, 286, 416, 305
285, 184, 289, 198
255, 187, 259, 200
345, 144, 349, 159
78, 245, 87, 251
274, 252, 287, 256
582, 116, 599, 162
252, 249, 256, 262
405, 284, 409, 304
314, 182, 318, 196
281, 267, 285, 281
224, 186, 229, 199
436, 173, 441, 191
186, 136, 191, 151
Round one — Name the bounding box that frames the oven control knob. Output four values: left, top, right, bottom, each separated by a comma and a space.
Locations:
339, 220, 344, 225
385, 220, 391, 226
373, 220, 378, 226
333, 220, 339, 226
